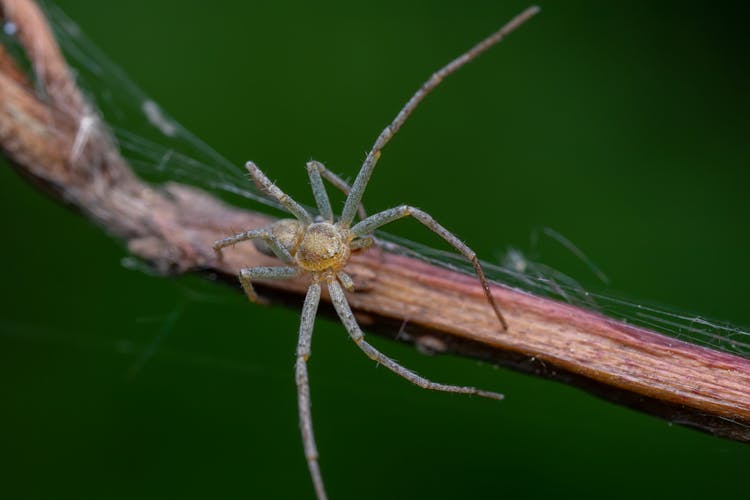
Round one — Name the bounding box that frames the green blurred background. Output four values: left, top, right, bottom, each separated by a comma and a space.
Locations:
1, 0, 748, 498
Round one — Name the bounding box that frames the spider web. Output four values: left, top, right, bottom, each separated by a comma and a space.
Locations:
13, 1, 750, 359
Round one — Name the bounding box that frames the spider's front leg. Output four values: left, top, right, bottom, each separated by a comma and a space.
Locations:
351, 205, 508, 330
306, 160, 368, 221
246, 161, 313, 223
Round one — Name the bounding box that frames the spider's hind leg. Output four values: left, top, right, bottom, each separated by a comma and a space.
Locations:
238, 266, 300, 304
327, 279, 503, 401
295, 282, 328, 500
213, 227, 295, 264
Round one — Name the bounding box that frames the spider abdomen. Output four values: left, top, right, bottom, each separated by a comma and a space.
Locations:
254, 219, 305, 257
295, 222, 351, 272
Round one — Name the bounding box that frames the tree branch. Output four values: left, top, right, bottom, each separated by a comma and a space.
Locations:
1, 0, 749, 442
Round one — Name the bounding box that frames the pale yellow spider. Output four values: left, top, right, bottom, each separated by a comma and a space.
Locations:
214, 6, 539, 499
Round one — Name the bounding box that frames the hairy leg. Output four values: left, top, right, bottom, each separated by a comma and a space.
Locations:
351, 205, 508, 330
213, 227, 294, 264
295, 283, 327, 500
246, 161, 312, 223
238, 266, 299, 304
306, 160, 368, 221
339, 7, 540, 226
327, 279, 503, 400
306, 161, 334, 222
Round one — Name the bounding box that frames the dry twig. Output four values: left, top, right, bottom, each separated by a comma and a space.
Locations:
1, 0, 748, 442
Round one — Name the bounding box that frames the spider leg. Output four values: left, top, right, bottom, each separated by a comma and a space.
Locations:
306, 160, 368, 221
246, 161, 312, 223
238, 266, 300, 304
349, 236, 374, 251
339, 6, 540, 227
295, 282, 328, 500
336, 271, 354, 292
305, 161, 334, 222
213, 228, 294, 264
327, 279, 503, 400
351, 206, 508, 330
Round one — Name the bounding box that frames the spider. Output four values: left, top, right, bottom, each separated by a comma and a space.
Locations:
213, 6, 539, 499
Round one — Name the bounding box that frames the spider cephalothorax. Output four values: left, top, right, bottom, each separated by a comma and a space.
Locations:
213, 7, 539, 500
294, 222, 352, 272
